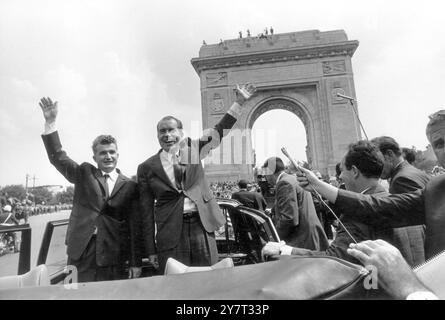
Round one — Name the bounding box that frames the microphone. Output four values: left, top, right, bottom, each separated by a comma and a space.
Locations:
336, 92, 356, 101
336, 92, 368, 140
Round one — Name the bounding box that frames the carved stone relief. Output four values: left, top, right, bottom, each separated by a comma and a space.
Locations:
331, 87, 346, 104
209, 93, 225, 114
206, 72, 228, 87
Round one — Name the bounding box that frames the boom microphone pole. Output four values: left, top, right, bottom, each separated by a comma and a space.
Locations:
336, 93, 369, 140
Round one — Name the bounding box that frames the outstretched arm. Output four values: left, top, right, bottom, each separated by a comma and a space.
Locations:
197, 84, 257, 160
39, 97, 58, 135
39, 97, 79, 184
295, 165, 424, 228
295, 166, 339, 202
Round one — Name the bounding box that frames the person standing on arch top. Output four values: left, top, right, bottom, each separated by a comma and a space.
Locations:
137, 83, 257, 273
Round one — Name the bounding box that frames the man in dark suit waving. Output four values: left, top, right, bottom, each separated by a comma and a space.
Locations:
39, 97, 142, 282
138, 84, 256, 273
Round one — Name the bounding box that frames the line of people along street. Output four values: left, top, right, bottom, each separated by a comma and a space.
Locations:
35, 86, 445, 299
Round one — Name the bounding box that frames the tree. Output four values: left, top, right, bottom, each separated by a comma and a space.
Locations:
56, 186, 74, 204
0, 184, 26, 201
30, 187, 54, 205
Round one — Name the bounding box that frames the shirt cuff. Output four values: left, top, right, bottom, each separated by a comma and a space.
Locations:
280, 244, 294, 255
43, 121, 57, 135
227, 102, 242, 119
406, 291, 439, 300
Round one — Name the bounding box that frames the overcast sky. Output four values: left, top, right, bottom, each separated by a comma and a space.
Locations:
1, 0, 444, 187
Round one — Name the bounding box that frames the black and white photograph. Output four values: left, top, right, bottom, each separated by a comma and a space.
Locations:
0, 0, 444, 302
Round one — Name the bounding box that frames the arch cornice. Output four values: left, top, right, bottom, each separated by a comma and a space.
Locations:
191, 41, 358, 73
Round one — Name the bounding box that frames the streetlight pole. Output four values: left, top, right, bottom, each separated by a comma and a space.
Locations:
25, 174, 29, 201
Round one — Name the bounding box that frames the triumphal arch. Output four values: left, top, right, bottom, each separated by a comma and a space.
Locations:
191, 29, 362, 182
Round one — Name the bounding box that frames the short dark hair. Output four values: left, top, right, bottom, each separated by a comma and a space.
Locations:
238, 179, 249, 189
335, 162, 342, 178
157, 116, 183, 130
262, 157, 285, 175
344, 140, 384, 179
402, 147, 416, 164
371, 136, 402, 157
91, 135, 117, 153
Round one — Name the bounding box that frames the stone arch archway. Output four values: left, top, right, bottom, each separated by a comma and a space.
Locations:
192, 29, 362, 182
247, 97, 316, 167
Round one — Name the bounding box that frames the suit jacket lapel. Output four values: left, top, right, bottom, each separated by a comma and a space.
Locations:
109, 174, 128, 199
94, 168, 108, 198
150, 150, 177, 190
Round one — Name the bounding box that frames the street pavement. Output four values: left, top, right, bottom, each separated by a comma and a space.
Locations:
0, 210, 70, 277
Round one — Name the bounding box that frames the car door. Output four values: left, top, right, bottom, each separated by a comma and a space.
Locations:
216, 199, 280, 265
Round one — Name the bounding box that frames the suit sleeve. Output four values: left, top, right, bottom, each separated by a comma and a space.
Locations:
197, 113, 238, 160
335, 189, 425, 228
289, 221, 368, 264
256, 193, 267, 211
137, 164, 157, 256
276, 180, 299, 226
290, 243, 360, 265
128, 190, 143, 267
41, 131, 79, 184
262, 197, 268, 211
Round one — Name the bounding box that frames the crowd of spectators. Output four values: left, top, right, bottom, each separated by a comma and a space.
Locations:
209, 181, 262, 199
0, 195, 72, 225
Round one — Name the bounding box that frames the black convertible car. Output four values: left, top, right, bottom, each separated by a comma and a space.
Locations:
0, 199, 442, 300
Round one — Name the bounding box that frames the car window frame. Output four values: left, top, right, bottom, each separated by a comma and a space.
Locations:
0, 223, 31, 275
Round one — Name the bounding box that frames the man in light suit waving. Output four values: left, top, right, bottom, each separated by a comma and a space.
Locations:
138, 84, 256, 273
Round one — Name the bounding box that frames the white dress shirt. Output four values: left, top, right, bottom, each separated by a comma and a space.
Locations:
160, 150, 197, 213
101, 169, 119, 196
157, 99, 244, 214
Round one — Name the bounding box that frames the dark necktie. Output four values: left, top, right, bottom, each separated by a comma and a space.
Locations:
103, 174, 110, 198
172, 155, 184, 190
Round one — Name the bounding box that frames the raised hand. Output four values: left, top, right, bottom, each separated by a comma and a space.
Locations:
235, 83, 257, 105
295, 165, 319, 191
39, 97, 58, 123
